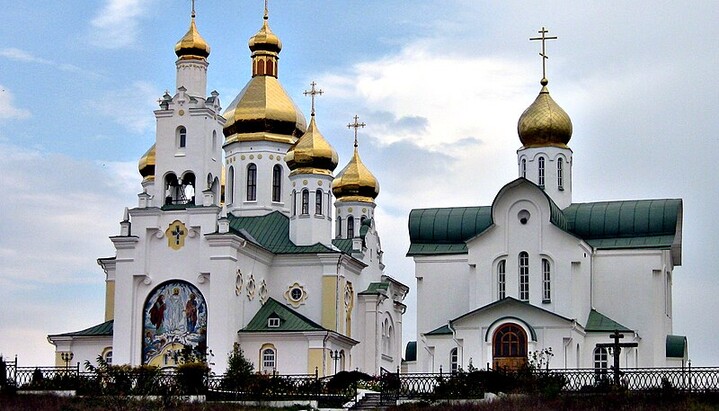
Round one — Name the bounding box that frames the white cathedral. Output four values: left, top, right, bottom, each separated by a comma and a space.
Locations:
48, 7, 408, 376
48, 6, 687, 376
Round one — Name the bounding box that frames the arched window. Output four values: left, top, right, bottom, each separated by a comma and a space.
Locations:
519, 252, 529, 301
212, 130, 217, 150
327, 192, 332, 216
538, 157, 545, 188
226, 166, 234, 205
315, 189, 323, 215
164, 173, 179, 205
292, 189, 297, 216
256, 59, 265, 76
246, 164, 257, 201
265, 60, 274, 76
104, 349, 113, 366
497, 260, 506, 300
262, 347, 276, 373
301, 189, 309, 215
493, 323, 528, 359
542, 258, 551, 303
347, 216, 355, 238
557, 158, 564, 190
177, 126, 187, 149
272, 165, 282, 202
450, 348, 458, 374
594, 347, 608, 375
336, 217, 342, 238
521, 158, 527, 178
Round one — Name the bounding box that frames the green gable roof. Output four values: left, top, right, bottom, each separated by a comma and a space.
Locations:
407, 193, 681, 256
240, 298, 325, 333
50, 320, 114, 338
358, 281, 389, 295
585, 309, 632, 332
228, 211, 340, 254
405, 341, 417, 362
425, 324, 452, 336
666, 335, 687, 358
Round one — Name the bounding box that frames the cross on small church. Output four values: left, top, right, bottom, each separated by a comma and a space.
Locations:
191, 0, 196, 18
529, 26, 557, 83
303, 81, 323, 116
171, 225, 185, 246
347, 115, 366, 148
596, 330, 639, 385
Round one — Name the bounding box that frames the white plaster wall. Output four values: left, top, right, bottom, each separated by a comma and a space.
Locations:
517, 146, 573, 209
288, 173, 334, 246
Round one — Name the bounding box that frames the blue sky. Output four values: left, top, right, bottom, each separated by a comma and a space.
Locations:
1, 0, 718, 367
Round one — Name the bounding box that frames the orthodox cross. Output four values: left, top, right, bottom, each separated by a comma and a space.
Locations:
347, 115, 366, 148
191, 0, 196, 18
264, 0, 269, 19
303, 81, 323, 116
171, 225, 185, 246
529, 26, 557, 83
596, 330, 639, 385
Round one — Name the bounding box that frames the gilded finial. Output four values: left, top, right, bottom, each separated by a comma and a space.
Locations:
304, 81, 324, 117
347, 115, 366, 148
191, 0, 196, 19
529, 26, 557, 85
264, 0, 269, 20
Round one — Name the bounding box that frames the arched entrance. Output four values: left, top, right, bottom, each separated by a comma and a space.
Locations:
142, 280, 207, 368
492, 323, 528, 370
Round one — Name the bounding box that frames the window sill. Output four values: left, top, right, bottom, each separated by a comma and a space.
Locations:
542, 299, 551, 304
174, 152, 186, 157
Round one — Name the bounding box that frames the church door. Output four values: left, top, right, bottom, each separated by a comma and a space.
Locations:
492, 323, 528, 370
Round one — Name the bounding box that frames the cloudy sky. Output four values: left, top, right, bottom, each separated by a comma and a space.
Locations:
1, 0, 717, 367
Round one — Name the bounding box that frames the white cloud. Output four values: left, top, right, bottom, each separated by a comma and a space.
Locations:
90, 0, 155, 49
93, 81, 161, 134
0, 48, 99, 77
0, 86, 31, 120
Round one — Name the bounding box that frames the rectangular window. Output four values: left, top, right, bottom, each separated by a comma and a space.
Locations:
247, 164, 257, 201
538, 157, 545, 188
542, 259, 551, 303
519, 252, 529, 301
557, 158, 564, 190
301, 190, 309, 215
268, 318, 280, 328
498, 260, 506, 300
315, 190, 323, 215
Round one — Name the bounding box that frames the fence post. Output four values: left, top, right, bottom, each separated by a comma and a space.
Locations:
0, 356, 6, 389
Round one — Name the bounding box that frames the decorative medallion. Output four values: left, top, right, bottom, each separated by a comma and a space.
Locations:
348, 207, 353, 212
235, 268, 243, 296
259, 279, 268, 305
303, 180, 308, 185
284, 282, 308, 308
165, 220, 188, 250
318, 180, 323, 186
344, 282, 354, 311
269, 154, 274, 160
241, 155, 246, 160
178, 109, 185, 116
246, 275, 256, 301
250, 154, 255, 160
362, 208, 367, 213
258, 154, 263, 159
142, 280, 207, 367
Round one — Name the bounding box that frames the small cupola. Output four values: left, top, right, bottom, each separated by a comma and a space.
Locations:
174, 6, 210, 61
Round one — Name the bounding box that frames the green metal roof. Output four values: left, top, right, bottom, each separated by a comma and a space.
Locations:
228, 211, 340, 254
407, 185, 681, 256
50, 320, 114, 338
405, 341, 417, 362
666, 335, 687, 358
240, 298, 325, 332
332, 238, 354, 254
425, 324, 452, 336
585, 309, 632, 332
358, 281, 389, 295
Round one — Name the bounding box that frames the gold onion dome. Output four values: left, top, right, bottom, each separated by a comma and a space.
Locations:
517, 79, 573, 148
332, 148, 380, 203
138, 144, 156, 181
248, 13, 282, 53
285, 116, 339, 176
174, 16, 210, 60
222, 9, 306, 144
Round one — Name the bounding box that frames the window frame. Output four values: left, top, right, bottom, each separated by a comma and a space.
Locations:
272, 165, 282, 202
542, 258, 551, 303
246, 163, 257, 201
538, 157, 545, 188
347, 216, 355, 238
557, 158, 564, 190
450, 347, 459, 374
301, 189, 309, 215
519, 252, 529, 301
315, 189, 323, 215
497, 260, 506, 300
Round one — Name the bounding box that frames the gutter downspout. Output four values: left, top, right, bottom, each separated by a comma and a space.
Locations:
448, 321, 463, 369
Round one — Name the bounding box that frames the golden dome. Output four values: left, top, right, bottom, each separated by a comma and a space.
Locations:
175, 17, 210, 60
138, 143, 156, 182
248, 11, 282, 53
285, 116, 339, 176
223, 75, 307, 144
517, 80, 573, 148
332, 147, 380, 203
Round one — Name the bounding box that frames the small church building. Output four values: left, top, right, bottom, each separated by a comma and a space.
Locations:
404, 35, 687, 372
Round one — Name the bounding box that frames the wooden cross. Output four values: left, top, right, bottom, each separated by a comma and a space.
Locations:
596, 330, 639, 385
347, 115, 366, 148
529, 26, 557, 83
303, 81, 323, 116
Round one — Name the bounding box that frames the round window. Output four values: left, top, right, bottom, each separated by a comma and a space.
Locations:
290, 287, 303, 301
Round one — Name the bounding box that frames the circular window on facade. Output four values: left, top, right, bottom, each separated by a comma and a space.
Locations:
518, 209, 531, 225
284, 282, 308, 307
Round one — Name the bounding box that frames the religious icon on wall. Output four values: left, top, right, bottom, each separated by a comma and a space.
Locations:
142, 280, 208, 367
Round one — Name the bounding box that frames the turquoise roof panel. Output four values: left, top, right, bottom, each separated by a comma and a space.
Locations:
405, 341, 417, 362
585, 309, 632, 332
666, 335, 687, 358
50, 320, 114, 337
425, 324, 452, 335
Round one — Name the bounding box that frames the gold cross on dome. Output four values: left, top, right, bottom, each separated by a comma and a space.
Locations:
530, 26, 557, 83
347, 115, 366, 148
191, 0, 196, 18
303, 81, 324, 116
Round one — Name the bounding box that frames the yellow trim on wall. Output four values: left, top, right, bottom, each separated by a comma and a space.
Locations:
105, 280, 115, 321
308, 348, 325, 376
321, 276, 338, 331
